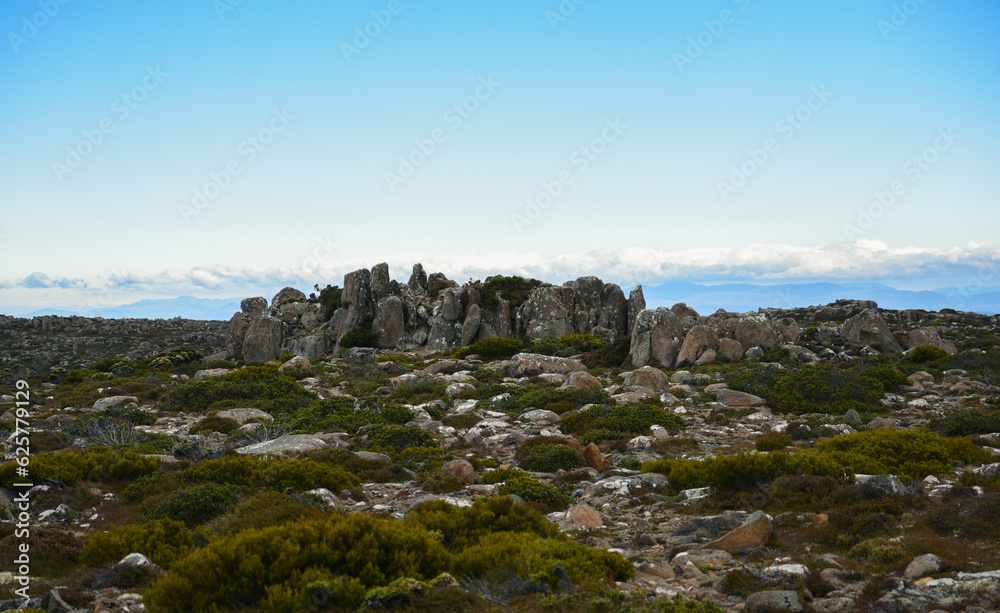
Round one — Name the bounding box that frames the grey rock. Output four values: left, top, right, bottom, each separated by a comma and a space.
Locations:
842, 309, 903, 353
629, 308, 684, 369
236, 434, 329, 455
372, 296, 405, 349
92, 396, 138, 412
242, 316, 284, 363
746, 590, 803, 612
271, 287, 305, 308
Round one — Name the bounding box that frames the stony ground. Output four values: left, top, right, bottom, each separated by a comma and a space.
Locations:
0, 298, 998, 613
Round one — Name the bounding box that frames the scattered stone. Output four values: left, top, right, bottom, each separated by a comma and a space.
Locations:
904, 553, 943, 580
583, 442, 612, 472
746, 590, 803, 612
700, 510, 772, 552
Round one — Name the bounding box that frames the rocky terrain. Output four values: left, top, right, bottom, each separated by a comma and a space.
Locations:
0, 263, 999, 613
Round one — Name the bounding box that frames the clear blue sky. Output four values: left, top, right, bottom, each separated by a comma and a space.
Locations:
1, 0, 998, 310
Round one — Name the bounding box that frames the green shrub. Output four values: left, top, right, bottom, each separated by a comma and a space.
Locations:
497, 474, 572, 512
215, 491, 327, 536
583, 336, 631, 369
188, 415, 240, 435
455, 531, 632, 586
847, 536, 906, 563
149, 483, 243, 526
441, 413, 481, 430
562, 400, 684, 443
480, 467, 528, 485
288, 398, 385, 434
157, 365, 313, 413
406, 496, 560, 550
814, 429, 993, 479
908, 345, 951, 363
516, 439, 583, 473
494, 386, 610, 416
643, 450, 847, 492
179, 455, 359, 493
142, 514, 452, 612
0, 447, 160, 488
381, 403, 414, 425
0, 526, 82, 577
480, 276, 542, 310
530, 334, 604, 357
81, 518, 193, 568
340, 315, 378, 349
455, 337, 528, 360
728, 362, 908, 415
365, 424, 439, 454
929, 408, 1000, 437
755, 432, 793, 452
386, 380, 449, 405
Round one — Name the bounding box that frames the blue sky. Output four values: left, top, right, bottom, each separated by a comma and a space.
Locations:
1, 0, 998, 312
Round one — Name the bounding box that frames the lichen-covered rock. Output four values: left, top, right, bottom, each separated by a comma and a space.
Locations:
908, 327, 958, 354
242, 316, 284, 363
629, 308, 684, 369
372, 296, 405, 349
270, 287, 305, 308
676, 324, 720, 367
622, 366, 671, 393
700, 510, 773, 552
736, 312, 778, 350
842, 308, 902, 353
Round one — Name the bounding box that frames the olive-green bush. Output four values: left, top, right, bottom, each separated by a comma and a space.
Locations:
340, 315, 378, 349
288, 398, 385, 434
516, 439, 584, 473
643, 450, 847, 492
454, 337, 528, 360
813, 428, 992, 479
157, 365, 313, 413
148, 483, 243, 526
406, 496, 560, 550
561, 400, 684, 443
728, 362, 909, 415
493, 386, 611, 416
929, 408, 1000, 437
907, 345, 951, 363
497, 474, 572, 512
583, 336, 631, 369
0, 447, 160, 488
178, 455, 359, 493
81, 518, 193, 568
364, 424, 439, 454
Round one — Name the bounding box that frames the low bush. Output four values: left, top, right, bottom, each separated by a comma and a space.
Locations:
497, 474, 572, 512
178, 455, 359, 493
0, 526, 81, 577
583, 336, 631, 369
562, 400, 684, 443
0, 447, 160, 488
728, 362, 909, 415
516, 438, 583, 473
81, 518, 193, 568
929, 408, 1000, 437
479, 275, 541, 310
213, 491, 327, 536
157, 365, 313, 413
813, 429, 993, 479
340, 315, 378, 349
406, 496, 560, 550
381, 403, 414, 425
494, 386, 610, 416
908, 345, 951, 363
755, 432, 793, 452
188, 415, 240, 435
455, 337, 527, 360
643, 450, 847, 492
148, 483, 243, 527
287, 398, 384, 434
365, 424, 439, 454
143, 514, 451, 612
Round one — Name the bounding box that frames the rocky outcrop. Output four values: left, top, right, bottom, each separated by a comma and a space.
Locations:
908, 327, 958, 354
842, 308, 903, 353
629, 308, 684, 369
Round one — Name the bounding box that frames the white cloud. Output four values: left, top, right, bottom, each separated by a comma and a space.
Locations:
4, 242, 999, 306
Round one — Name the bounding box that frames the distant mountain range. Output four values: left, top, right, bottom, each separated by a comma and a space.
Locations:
639, 282, 1000, 316
2, 282, 998, 321
3, 296, 244, 320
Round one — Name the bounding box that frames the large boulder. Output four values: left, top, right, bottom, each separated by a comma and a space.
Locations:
283, 334, 331, 360
517, 286, 571, 340
225, 297, 268, 358
629, 308, 684, 369
407, 263, 428, 292
746, 591, 802, 613
508, 353, 585, 377
461, 304, 481, 347
270, 287, 305, 308
842, 309, 902, 353
627, 285, 645, 335
336, 268, 374, 347
908, 327, 957, 355
236, 434, 329, 456
718, 338, 744, 362
735, 313, 778, 350
242, 316, 284, 363
676, 325, 720, 367
369, 262, 392, 305
622, 366, 671, 393
372, 296, 405, 349
700, 510, 773, 552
